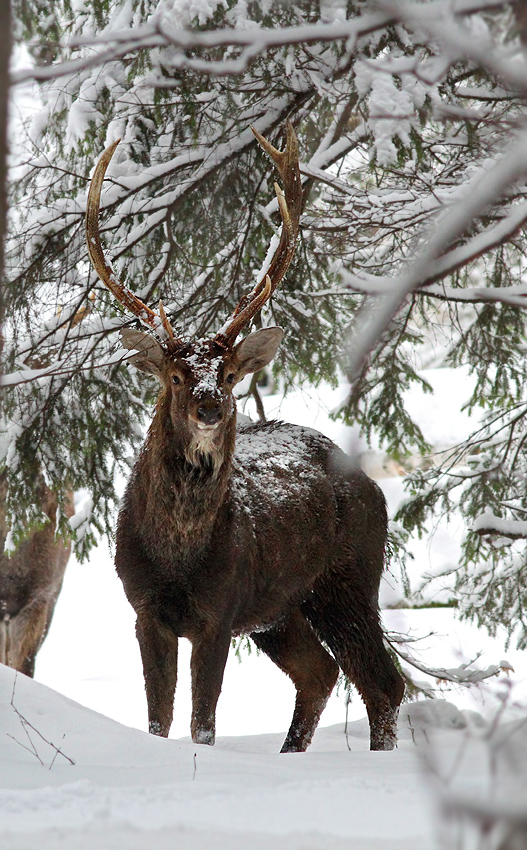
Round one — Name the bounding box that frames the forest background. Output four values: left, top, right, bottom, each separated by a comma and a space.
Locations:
3, 0, 527, 681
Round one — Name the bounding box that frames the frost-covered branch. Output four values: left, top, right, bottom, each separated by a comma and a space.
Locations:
338, 198, 527, 306
343, 122, 527, 383
12, 0, 519, 84
12, 11, 393, 84
0, 346, 131, 387
387, 632, 503, 687
473, 511, 527, 540
381, 0, 527, 94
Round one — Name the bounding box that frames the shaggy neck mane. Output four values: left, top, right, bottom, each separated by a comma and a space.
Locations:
135, 391, 236, 561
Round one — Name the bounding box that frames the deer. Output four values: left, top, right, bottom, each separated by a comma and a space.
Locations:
0, 472, 74, 676
85, 123, 404, 752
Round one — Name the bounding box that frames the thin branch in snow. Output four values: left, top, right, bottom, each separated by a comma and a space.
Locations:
8, 673, 75, 769
386, 632, 503, 686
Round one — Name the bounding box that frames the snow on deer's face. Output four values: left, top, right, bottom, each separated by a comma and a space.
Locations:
169, 328, 283, 441
166, 339, 238, 455
120, 326, 284, 459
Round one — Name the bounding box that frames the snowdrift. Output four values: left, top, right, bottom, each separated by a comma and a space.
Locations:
3, 663, 527, 850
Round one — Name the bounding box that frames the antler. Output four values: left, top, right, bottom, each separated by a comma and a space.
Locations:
215, 121, 302, 348
85, 140, 180, 350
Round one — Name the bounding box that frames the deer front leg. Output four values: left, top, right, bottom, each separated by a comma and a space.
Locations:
136, 613, 178, 737
190, 626, 231, 745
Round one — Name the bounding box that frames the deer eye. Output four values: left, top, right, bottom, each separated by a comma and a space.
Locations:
226, 373, 235, 384
172, 375, 182, 385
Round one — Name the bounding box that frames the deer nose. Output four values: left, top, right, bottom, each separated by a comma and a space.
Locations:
197, 405, 223, 426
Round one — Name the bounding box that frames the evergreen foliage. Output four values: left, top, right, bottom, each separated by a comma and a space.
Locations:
3, 0, 527, 650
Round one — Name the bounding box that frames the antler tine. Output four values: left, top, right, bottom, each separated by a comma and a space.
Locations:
216, 122, 302, 348
86, 140, 181, 350
215, 276, 272, 349
158, 299, 177, 347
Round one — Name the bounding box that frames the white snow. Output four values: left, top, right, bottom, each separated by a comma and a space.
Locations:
0, 659, 438, 848
2, 644, 527, 850
472, 510, 527, 539
183, 341, 224, 397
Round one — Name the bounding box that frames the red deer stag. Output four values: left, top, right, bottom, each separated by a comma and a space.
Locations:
85, 124, 404, 752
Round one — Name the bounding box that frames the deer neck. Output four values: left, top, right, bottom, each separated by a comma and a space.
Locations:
137, 399, 236, 558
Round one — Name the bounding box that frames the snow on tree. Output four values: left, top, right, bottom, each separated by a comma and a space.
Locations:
3, 0, 527, 652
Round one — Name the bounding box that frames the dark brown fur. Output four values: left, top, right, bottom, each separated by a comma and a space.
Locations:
0, 473, 74, 677
115, 330, 404, 751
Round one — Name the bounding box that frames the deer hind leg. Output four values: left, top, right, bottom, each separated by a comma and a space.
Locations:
136, 613, 179, 737
251, 609, 339, 753
7, 600, 51, 678
304, 589, 404, 751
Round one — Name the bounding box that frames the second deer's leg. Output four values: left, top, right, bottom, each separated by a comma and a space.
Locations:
251, 609, 339, 753
136, 613, 178, 737
190, 626, 232, 746
7, 600, 51, 678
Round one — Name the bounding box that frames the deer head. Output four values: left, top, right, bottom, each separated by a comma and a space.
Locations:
86, 124, 302, 460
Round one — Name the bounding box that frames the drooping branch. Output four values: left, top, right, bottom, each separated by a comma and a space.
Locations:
12, 0, 521, 86
343, 122, 527, 385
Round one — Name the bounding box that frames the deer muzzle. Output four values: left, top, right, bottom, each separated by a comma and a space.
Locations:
196, 402, 223, 428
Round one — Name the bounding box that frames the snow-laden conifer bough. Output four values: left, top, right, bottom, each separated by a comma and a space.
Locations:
84, 122, 404, 753
0, 301, 97, 678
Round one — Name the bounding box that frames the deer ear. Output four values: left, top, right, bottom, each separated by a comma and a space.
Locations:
120, 328, 165, 377
234, 327, 284, 378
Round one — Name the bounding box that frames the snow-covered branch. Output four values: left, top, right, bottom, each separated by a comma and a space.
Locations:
472, 511, 527, 540
12, 10, 392, 84
343, 122, 527, 382
338, 198, 527, 305
387, 632, 503, 687
0, 347, 130, 388
12, 0, 521, 84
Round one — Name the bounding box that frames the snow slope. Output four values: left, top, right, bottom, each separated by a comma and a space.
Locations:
0, 663, 469, 849
3, 663, 527, 850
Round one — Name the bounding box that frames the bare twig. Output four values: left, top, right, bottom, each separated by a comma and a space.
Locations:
8, 673, 75, 769
407, 714, 416, 745
344, 688, 352, 752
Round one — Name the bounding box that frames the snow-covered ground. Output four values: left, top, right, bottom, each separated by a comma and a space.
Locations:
2, 369, 527, 849
2, 656, 527, 850
0, 663, 461, 849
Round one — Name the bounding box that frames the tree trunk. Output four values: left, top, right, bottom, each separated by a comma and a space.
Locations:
0, 0, 11, 361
